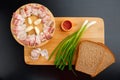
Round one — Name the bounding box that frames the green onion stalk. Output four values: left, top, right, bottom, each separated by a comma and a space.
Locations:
48, 20, 96, 70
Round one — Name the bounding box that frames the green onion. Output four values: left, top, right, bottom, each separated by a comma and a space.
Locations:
48, 20, 96, 70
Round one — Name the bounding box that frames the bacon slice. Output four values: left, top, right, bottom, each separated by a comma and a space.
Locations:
40, 32, 47, 42
35, 35, 41, 45
12, 13, 25, 26
24, 5, 32, 17
13, 13, 24, 20
45, 32, 52, 40
16, 31, 27, 41
19, 8, 27, 18
25, 34, 36, 46
13, 24, 26, 35
42, 15, 50, 23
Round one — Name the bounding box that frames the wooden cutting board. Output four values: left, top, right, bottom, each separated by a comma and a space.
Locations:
24, 17, 104, 65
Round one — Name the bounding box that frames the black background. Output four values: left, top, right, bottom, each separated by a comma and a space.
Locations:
0, 0, 120, 80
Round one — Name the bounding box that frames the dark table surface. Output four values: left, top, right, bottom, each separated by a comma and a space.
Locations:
0, 0, 120, 80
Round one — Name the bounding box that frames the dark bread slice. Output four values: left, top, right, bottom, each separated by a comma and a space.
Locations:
75, 40, 115, 77
94, 42, 115, 76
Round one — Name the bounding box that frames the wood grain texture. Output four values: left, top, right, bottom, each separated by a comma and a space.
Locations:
24, 17, 104, 65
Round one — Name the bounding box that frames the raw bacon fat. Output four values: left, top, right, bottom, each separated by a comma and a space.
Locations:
11, 3, 55, 47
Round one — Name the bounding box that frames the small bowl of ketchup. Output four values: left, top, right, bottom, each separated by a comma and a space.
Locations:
61, 20, 72, 31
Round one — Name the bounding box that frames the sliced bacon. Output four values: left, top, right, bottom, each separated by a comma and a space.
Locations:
42, 15, 50, 23
12, 4, 55, 47
33, 35, 41, 46
40, 12, 46, 18
43, 21, 54, 34
13, 13, 24, 20
24, 5, 32, 17
16, 31, 27, 41
12, 18, 24, 26
29, 34, 36, 46
48, 27, 54, 33
43, 26, 49, 33
31, 8, 38, 16
31, 5, 40, 16
26, 35, 31, 46
47, 21, 53, 27
12, 19, 18, 26
40, 5, 46, 12
40, 33, 47, 42
14, 24, 26, 31
24, 37, 30, 46
45, 32, 52, 40
12, 24, 26, 35
19, 8, 27, 18
37, 9, 42, 17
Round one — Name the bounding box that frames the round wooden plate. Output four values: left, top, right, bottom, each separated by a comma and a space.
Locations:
11, 3, 55, 48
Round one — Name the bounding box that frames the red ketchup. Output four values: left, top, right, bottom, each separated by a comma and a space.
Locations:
61, 20, 72, 31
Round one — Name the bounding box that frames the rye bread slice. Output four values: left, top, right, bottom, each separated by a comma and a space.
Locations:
75, 40, 115, 77
94, 42, 115, 76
